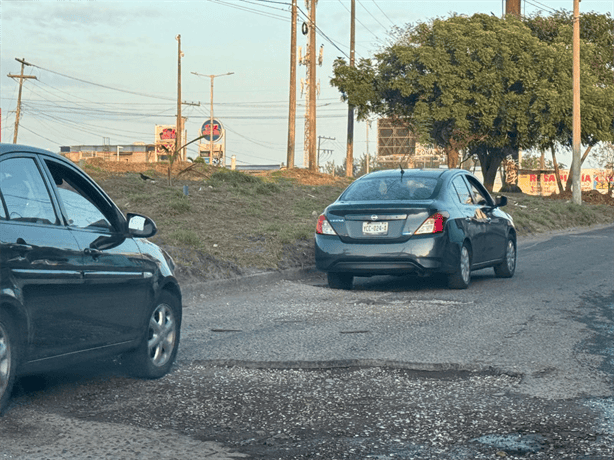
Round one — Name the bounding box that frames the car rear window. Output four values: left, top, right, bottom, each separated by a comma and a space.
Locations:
341, 176, 439, 201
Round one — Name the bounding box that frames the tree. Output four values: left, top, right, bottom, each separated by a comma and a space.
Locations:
523, 11, 614, 191
331, 13, 614, 192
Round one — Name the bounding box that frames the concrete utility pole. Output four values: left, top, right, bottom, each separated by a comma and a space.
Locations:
366, 121, 370, 174
8, 58, 37, 144
176, 35, 183, 161
571, 0, 582, 205
346, 0, 356, 177
287, 0, 298, 169
308, 0, 318, 171
505, 0, 521, 16
192, 71, 234, 165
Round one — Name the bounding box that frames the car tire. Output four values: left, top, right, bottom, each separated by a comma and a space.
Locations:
494, 237, 516, 278
448, 243, 471, 289
327, 272, 353, 290
0, 312, 17, 415
126, 291, 181, 379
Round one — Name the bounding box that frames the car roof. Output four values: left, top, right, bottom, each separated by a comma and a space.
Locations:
0, 143, 62, 157
359, 168, 458, 180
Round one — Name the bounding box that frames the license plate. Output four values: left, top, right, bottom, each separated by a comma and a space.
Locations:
362, 221, 388, 235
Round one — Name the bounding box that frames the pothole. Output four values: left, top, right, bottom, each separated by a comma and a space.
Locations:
471, 433, 547, 454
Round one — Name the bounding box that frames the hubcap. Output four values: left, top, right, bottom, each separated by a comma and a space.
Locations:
460, 246, 470, 284
0, 324, 10, 396
147, 304, 176, 367
507, 240, 516, 272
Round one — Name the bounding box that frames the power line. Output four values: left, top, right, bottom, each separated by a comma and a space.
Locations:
370, 0, 395, 26
30, 62, 176, 102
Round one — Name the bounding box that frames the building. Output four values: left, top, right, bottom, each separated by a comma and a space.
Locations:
60, 143, 157, 163
377, 118, 445, 168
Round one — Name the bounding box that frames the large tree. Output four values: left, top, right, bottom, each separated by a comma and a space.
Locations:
331, 13, 614, 192
523, 11, 614, 191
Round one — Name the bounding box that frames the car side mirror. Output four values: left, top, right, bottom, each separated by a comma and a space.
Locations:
127, 213, 157, 238
495, 196, 508, 208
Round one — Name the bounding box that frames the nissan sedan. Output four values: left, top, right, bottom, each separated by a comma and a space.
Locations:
0, 143, 182, 414
315, 168, 516, 290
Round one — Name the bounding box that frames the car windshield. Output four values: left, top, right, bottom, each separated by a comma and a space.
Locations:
341, 176, 439, 201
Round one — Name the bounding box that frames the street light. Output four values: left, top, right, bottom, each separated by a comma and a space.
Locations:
191, 71, 234, 165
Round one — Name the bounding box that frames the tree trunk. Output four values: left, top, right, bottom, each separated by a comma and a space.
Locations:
550, 145, 564, 194
445, 145, 459, 169
565, 145, 593, 191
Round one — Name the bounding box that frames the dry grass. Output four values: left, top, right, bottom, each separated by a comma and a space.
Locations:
84, 161, 614, 276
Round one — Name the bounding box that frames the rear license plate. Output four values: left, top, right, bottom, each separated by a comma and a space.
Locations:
362, 221, 388, 235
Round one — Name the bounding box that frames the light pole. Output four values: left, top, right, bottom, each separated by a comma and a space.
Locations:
192, 71, 234, 164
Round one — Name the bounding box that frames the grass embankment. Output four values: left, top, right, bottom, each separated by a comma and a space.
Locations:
86, 164, 614, 277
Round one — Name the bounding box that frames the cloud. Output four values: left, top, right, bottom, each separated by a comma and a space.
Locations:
4, 2, 162, 31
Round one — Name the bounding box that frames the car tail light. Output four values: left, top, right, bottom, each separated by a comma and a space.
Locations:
316, 214, 337, 235
415, 212, 446, 235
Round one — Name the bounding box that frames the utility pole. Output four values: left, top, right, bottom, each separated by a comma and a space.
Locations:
346, 0, 356, 177
366, 121, 370, 174
308, 0, 318, 171
192, 71, 234, 165
505, 0, 521, 16
571, 0, 582, 205
8, 58, 37, 144
287, 0, 298, 169
176, 35, 184, 161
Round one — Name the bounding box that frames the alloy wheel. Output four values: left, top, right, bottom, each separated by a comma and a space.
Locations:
460, 245, 471, 285
147, 303, 176, 367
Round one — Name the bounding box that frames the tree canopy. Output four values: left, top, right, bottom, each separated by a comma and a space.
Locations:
331, 12, 614, 191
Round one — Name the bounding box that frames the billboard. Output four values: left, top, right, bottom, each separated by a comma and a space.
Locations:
201, 119, 223, 142
517, 169, 610, 195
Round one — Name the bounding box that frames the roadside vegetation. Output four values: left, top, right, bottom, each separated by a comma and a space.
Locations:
84, 164, 614, 279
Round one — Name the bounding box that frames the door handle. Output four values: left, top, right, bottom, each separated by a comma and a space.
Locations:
8, 242, 33, 253
84, 248, 102, 259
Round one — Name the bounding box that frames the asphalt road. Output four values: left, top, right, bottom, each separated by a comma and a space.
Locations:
1, 224, 612, 459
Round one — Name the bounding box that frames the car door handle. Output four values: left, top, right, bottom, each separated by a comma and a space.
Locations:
84, 248, 102, 259
8, 242, 33, 253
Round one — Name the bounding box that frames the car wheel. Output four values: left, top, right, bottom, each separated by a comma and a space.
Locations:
127, 292, 181, 379
0, 313, 17, 415
494, 237, 516, 278
327, 272, 353, 290
448, 243, 471, 289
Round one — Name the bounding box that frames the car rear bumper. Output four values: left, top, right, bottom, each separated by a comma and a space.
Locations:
315, 233, 458, 276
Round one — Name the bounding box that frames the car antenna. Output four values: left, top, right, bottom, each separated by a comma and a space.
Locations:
399, 164, 404, 178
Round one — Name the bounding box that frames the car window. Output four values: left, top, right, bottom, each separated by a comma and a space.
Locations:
451, 176, 473, 205
465, 176, 492, 206
0, 157, 58, 225
341, 176, 438, 201
44, 160, 115, 231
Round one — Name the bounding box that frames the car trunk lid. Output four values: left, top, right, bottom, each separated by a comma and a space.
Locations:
326, 201, 434, 243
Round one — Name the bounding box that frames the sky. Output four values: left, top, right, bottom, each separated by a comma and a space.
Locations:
1, 0, 613, 170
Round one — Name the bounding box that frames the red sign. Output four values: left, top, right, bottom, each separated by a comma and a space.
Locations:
201, 119, 223, 142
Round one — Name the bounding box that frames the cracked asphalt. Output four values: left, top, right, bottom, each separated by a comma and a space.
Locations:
1, 225, 612, 459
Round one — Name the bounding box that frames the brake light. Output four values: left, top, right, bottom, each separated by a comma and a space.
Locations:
415, 212, 446, 234
316, 214, 337, 235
